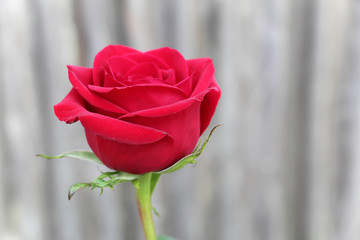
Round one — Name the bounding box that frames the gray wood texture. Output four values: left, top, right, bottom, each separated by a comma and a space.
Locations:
1, 0, 360, 239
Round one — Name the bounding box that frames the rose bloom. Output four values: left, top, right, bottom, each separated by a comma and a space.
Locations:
55, 45, 221, 174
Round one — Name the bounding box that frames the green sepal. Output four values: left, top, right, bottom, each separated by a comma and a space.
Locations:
37, 150, 103, 165
155, 124, 221, 174
150, 173, 161, 196
68, 183, 92, 200
131, 178, 141, 190
68, 171, 139, 200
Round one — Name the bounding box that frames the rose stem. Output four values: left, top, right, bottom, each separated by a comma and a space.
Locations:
135, 173, 157, 240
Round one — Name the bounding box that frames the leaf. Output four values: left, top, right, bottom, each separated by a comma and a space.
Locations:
68, 183, 91, 200
37, 150, 103, 165
158, 235, 177, 240
150, 173, 161, 196
156, 154, 197, 174
68, 171, 140, 200
156, 125, 221, 174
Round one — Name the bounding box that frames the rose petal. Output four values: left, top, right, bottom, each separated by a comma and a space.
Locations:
118, 87, 210, 119
161, 69, 176, 85
198, 83, 221, 135
88, 84, 187, 112
54, 87, 169, 145
146, 47, 188, 81
93, 45, 140, 85
67, 65, 93, 85
121, 101, 201, 147
187, 58, 215, 94
174, 74, 193, 96
125, 62, 162, 79
124, 52, 170, 69
116, 100, 202, 173
54, 87, 123, 121
122, 76, 165, 86
106, 56, 137, 78
103, 71, 127, 87
186, 58, 221, 134
118, 83, 221, 136
79, 113, 168, 144
85, 129, 174, 174
67, 65, 128, 114
54, 88, 85, 123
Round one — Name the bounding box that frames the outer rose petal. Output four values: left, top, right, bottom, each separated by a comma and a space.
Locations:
54, 87, 169, 145
102, 100, 202, 173
198, 82, 221, 135
119, 99, 194, 119
54, 88, 85, 123
93, 45, 140, 85
79, 113, 168, 144
186, 58, 221, 134
146, 47, 188, 81
187, 58, 215, 96
118, 85, 214, 119
85, 129, 174, 174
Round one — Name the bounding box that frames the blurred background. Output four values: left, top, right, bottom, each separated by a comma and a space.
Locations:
1, 0, 360, 239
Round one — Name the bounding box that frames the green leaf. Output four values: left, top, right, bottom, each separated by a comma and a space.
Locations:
68, 183, 91, 200
156, 154, 197, 174
156, 125, 221, 174
68, 171, 140, 200
158, 235, 177, 240
150, 173, 161, 196
37, 150, 103, 165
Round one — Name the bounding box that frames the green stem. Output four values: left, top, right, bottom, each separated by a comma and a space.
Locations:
135, 173, 157, 240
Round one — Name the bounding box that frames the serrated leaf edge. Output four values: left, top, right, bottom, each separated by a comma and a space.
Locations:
37, 150, 104, 165
68, 171, 140, 199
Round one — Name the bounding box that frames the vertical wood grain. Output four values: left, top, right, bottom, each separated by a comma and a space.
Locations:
0, 0, 359, 239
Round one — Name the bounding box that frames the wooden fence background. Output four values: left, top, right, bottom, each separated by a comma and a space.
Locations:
1, 0, 360, 239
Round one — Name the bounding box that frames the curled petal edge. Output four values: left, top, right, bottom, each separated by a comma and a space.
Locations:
67, 65, 128, 114
119, 86, 221, 119
54, 89, 170, 145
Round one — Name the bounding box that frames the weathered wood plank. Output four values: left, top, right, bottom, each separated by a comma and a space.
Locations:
0, 0, 359, 239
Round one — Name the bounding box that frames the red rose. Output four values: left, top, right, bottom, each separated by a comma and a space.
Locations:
54, 45, 221, 174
